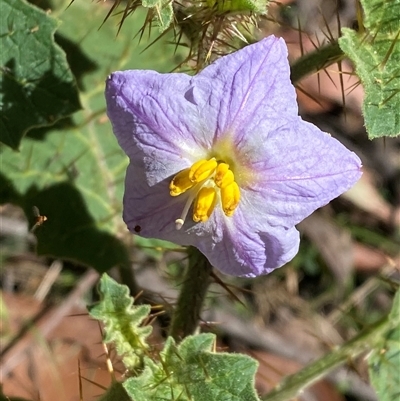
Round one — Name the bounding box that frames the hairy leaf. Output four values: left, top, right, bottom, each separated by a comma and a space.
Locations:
206, 0, 268, 13
124, 333, 260, 401
339, 0, 400, 138
89, 274, 152, 370
142, 0, 173, 31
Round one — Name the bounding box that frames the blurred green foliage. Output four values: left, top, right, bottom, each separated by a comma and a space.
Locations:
0, 0, 187, 273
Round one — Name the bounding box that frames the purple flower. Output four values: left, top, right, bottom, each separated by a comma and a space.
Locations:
105, 36, 362, 277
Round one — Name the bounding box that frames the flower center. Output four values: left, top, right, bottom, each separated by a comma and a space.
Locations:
169, 158, 241, 229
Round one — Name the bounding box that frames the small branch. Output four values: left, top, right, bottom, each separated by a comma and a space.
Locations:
169, 247, 213, 341
261, 314, 390, 401
290, 41, 343, 84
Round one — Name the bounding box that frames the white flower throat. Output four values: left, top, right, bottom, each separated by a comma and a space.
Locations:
169, 158, 241, 229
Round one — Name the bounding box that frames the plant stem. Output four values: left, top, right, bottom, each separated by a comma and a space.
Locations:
169, 247, 213, 341
262, 314, 391, 401
290, 40, 343, 84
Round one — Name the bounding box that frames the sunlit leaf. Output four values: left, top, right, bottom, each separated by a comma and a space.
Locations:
206, 0, 267, 13
124, 333, 260, 401
142, 0, 173, 31
339, 0, 400, 138
89, 274, 152, 370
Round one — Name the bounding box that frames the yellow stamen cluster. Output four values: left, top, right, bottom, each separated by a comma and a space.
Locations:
169, 158, 241, 228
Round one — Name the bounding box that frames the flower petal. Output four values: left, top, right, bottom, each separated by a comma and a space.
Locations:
106, 71, 212, 184
188, 36, 298, 144
123, 163, 219, 245
123, 163, 299, 277
246, 119, 362, 227
195, 210, 300, 277
107, 36, 362, 277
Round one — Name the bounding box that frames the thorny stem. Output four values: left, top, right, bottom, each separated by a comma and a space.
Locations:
262, 313, 393, 401
290, 40, 343, 84
169, 247, 213, 341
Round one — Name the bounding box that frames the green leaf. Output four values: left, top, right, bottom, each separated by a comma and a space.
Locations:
0, 0, 80, 149
0, 1, 187, 272
124, 333, 260, 401
339, 0, 400, 139
206, 0, 268, 14
23, 183, 131, 273
89, 274, 152, 370
142, 0, 160, 6
142, 0, 174, 32
369, 290, 400, 401
157, 2, 174, 31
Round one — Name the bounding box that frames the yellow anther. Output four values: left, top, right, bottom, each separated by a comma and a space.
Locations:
169, 168, 194, 196
221, 182, 240, 217
214, 163, 234, 188
170, 158, 240, 226
189, 159, 217, 183
193, 187, 217, 222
